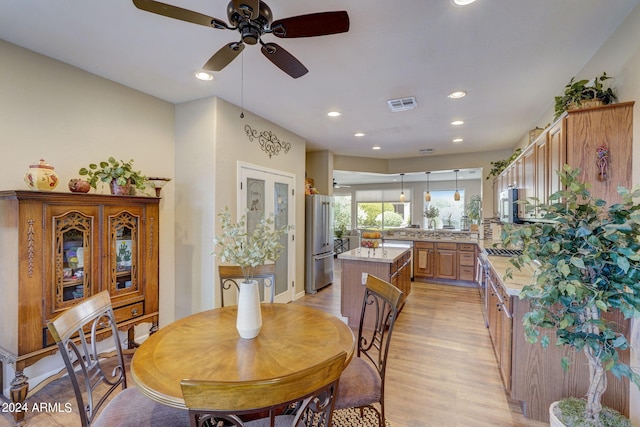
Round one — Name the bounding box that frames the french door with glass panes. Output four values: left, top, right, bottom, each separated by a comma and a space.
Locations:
239, 163, 295, 303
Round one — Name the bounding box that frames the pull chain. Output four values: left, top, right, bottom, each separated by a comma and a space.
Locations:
240, 51, 245, 119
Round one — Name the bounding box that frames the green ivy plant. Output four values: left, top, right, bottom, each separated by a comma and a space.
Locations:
502, 165, 640, 425
79, 157, 147, 190
485, 148, 522, 180
554, 72, 617, 120
213, 207, 289, 283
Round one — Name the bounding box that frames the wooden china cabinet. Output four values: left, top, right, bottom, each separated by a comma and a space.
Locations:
0, 191, 160, 422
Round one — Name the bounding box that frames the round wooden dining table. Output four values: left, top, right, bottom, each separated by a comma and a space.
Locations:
130, 303, 355, 409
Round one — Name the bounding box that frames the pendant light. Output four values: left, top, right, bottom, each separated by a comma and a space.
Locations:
399, 173, 406, 202
453, 169, 461, 201
425, 172, 431, 202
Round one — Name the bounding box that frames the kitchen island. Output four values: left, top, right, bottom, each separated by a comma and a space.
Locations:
338, 246, 411, 328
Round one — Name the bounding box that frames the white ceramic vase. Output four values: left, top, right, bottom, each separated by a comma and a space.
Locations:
236, 280, 262, 339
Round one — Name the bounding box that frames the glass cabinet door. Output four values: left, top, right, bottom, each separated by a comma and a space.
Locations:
50, 207, 97, 316
105, 207, 143, 298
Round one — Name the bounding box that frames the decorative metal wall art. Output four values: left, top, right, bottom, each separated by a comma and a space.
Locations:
245, 125, 291, 158
596, 144, 609, 182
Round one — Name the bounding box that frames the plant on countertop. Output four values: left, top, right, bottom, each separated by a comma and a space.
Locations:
502, 165, 640, 427
466, 195, 482, 221
485, 148, 522, 180
424, 206, 439, 219
79, 157, 147, 191
213, 207, 288, 283
554, 72, 617, 120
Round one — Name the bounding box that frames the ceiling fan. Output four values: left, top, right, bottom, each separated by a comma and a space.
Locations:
132, 0, 350, 78
333, 179, 350, 189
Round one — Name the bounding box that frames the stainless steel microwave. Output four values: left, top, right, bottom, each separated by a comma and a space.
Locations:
499, 188, 522, 224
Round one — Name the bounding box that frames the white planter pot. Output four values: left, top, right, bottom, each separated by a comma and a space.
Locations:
549, 401, 565, 427
236, 280, 262, 339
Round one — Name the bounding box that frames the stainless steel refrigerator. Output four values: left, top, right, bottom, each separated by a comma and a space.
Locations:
305, 195, 334, 293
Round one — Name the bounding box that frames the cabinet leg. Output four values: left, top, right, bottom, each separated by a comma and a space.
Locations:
10, 371, 29, 424
127, 327, 139, 350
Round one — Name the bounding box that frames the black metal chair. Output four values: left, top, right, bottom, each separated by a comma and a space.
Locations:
180, 351, 346, 427
219, 264, 276, 306
333, 274, 403, 426
47, 291, 189, 427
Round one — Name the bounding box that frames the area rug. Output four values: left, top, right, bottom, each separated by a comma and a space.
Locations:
332, 407, 393, 426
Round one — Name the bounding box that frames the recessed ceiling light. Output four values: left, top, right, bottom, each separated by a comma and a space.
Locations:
372, 146, 382, 150
354, 132, 366, 137
451, 120, 464, 126
452, 138, 464, 143
448, 91, 467, 99
194, 71, 214, 81
327, 111, 342, 117
452, 0, 477, 6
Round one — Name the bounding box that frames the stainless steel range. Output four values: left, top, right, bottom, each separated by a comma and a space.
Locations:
483, 248, 523, 257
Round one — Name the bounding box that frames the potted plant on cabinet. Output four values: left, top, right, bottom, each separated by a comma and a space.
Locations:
213, 207, 288, 339
553, 72, 617, 120
79, 157, 147, 195
502, 166, 640, 427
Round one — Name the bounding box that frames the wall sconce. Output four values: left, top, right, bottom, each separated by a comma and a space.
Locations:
147, 177, 172, 197
453, 170, 460, 201
399, 173, 406, 202
425, 171, 431, 202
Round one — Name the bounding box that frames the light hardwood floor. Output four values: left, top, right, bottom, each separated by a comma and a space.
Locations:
1, 263, 547, 427
292, 262, 547, 427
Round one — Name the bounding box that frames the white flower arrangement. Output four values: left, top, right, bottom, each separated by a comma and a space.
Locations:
213, 207, 288, 283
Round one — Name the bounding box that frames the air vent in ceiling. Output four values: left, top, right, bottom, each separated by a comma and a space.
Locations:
419, 148, 435, 155
387, 97, 417, 112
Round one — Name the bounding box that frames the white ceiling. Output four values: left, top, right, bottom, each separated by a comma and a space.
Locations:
1, 0, 638, 163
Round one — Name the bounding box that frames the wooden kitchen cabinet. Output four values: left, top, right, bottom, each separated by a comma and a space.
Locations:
487, 269, 512, 391
457, 243, 476, 282
414, 242, 477, 283
535, 135, 548, 217
485, 260, 629, 422
0, 191, 160, 422
520, 144, 536, 220
494, 102, 634, 213
413, 241, 434, 279
435, 242, 457, 280
339, 247, 411, 329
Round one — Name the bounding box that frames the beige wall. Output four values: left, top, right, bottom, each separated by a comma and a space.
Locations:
175, 97, 307, 318
0, 39, 177, 390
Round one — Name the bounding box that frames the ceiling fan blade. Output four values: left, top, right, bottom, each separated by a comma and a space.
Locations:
203, 42, 245, 71
232, 0, 260, 20
271, 11, 349, 38
261, 43, 308, 79
133, 0, 229, 29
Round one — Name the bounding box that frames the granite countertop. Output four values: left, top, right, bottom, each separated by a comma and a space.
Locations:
337, 246, 410, 263
486, 255, 537, 296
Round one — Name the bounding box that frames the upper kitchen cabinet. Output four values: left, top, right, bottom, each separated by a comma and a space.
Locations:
495, 101, 634, 214
0, 191, 160, 421
564, 102, 633, 204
